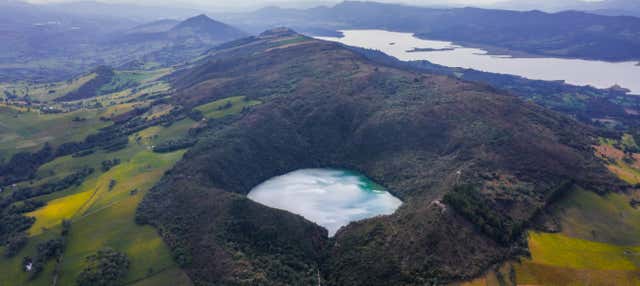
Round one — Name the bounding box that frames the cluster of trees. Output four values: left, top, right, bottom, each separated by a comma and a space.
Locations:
27, 238, 65, 279
24, 220, 72, 279
1, 99, 191, 185
102, 137, 129, 153
0, 143, 55, 185
72, 149, 95, 158
4, 233, 27, 258
0, 168, 93, 257
443, 185, 523, 245
101, 158, 121, 172
1, 167, 94, 209
76, 248, 130, 286
108, 180, 117, 191
0, 215, 35, 252
152, 137, 197, 153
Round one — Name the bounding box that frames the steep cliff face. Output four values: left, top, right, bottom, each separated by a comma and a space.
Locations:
136, 30, 623, 285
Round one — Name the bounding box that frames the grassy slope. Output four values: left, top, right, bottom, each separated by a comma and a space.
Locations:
0, 107, 110, 160
0, 67, 174, 162
0, 72, 97, 102
195, 95, 261, 119
56, 150, 186, 286
554, 189, 640, 246
459, 136, 640, 286
0, 229, 61, 286
0, 83, 194, 285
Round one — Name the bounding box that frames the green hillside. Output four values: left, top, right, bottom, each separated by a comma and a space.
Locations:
0, 27, 638, 286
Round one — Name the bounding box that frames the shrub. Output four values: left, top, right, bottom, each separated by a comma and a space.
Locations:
4, 233, 28, 258
444, 185, 522, 245
76, 248, 130, 286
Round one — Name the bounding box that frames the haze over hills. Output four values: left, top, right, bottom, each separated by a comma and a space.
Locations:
0, 3, 246, 82
495, 0, 640, 17
220, 1, 640, 61
5, 0, 640, 82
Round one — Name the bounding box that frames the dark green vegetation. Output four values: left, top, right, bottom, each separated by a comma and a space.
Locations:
443, 185, 523, 245
1, 167, 94, 208
76, 248, 130, 286
230, 1, 640, 61
29, 238, 65, 279
0, 143, 55, 185
136, 29, 625, 285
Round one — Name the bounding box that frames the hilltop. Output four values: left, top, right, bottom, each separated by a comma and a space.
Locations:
169, 14, 247, 42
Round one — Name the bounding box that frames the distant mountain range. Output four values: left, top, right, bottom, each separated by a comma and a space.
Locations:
218, 1, 640, 62
0, 1, 246, 82
3, 0, 640, 82
117, 14, 247, 44
495, 0, 640, 17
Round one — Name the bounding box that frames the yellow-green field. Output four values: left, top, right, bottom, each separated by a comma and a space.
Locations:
195, 95, 261, 119
458, 134, 640, 286
460, 230, 640, 286
527, 232, 640, 271
55, 150, 187, 286
0, 65, 199, 286
552, 188, 640, 246
0, 114, 196, 286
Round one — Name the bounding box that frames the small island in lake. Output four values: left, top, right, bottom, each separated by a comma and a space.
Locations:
406, 47, 456, 53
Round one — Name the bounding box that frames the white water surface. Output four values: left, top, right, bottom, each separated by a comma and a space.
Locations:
247, 169, 402, 236
318, 30, 640, 95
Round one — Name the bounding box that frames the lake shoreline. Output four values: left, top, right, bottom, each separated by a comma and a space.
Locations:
318, 30, 640, 94
247, 168, 402, 237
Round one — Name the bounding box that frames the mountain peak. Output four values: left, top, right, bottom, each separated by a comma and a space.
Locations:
170, 14, 247, 41
189, 14, 211, 21
177, 14, 219, 27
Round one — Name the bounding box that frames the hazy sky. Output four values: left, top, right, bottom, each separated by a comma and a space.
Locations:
25, 0, 603, 10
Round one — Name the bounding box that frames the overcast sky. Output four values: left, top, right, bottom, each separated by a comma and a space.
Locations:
23, 0, 604, 12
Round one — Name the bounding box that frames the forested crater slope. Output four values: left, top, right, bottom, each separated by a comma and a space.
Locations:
136, 28, 625, 285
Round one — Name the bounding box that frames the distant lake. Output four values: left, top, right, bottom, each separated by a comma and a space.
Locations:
317, 30, 640, 95
247, 169, 402, 236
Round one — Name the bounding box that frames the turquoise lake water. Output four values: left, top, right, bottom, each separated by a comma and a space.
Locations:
247, 169, 402, 236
